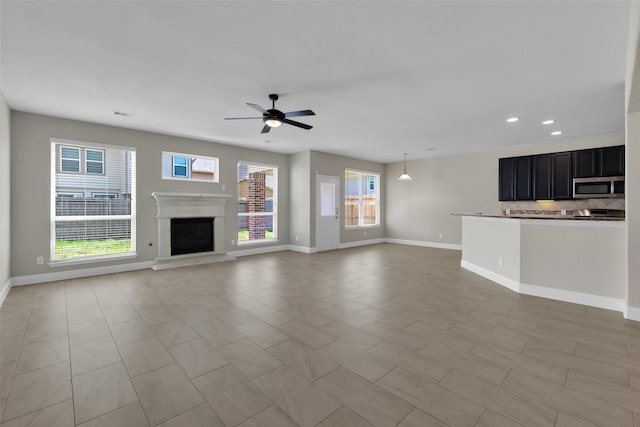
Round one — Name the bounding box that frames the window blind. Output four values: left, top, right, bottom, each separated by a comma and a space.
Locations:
50, 138, 136, 261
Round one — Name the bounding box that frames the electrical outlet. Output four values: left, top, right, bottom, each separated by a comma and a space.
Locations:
561, 209, 567, 216
438, 233, 443, 239
231, 240, 236, 245
498, 256, 504, 267
36, 256, 44, 265
295, 235, 299, 241
364, 231, 367, 236
221, 184, 226, 191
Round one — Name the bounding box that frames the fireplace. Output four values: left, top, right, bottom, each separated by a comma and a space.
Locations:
171, 217, 214, 256
151, 192, 234, 270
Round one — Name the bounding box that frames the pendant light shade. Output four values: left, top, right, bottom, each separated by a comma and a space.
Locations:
398, 153, 413, 181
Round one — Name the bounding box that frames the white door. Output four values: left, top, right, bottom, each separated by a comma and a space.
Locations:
316, 175, 340, 251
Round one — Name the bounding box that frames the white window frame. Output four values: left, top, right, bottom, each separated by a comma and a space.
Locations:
85, 148, 105, 175
50, 138, 137, 265
60, 145, 80, 173
345, 168, 381, 229
237, 160, 278, 245
162, 151, 219, 183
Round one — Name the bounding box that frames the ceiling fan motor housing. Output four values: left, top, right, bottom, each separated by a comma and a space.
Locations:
264, 109, 285, 122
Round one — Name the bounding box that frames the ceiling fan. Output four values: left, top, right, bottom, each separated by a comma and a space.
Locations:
225, 94, 315, 134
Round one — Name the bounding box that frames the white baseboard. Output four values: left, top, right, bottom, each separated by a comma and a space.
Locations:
339, 238, 385, 249
286, 245, 317, 254
460, 260, 521, 292
520, 282, 625, 312
0, 278, 11, 306
624, 305, 640, 322
385, 238, 462, 251
461, 259, 627, 313
10, 261, 154, 288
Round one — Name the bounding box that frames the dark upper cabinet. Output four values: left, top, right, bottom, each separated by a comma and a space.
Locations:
573, 145, 625, 178
532, 152, 572, 200
514, 157, 533, 200
600, 145, 625, 176
533, 154, 552, 200
499, 156, 532, 201
552, 152, 572, 199
500, 145, 621, 202
499, 157, 515, 201
573, 149, 599, 178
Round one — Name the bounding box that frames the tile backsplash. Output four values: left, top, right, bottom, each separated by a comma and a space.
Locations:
500, 198, 625, 215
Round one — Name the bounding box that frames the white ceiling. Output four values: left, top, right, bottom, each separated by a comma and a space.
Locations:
0, 1, 631, 164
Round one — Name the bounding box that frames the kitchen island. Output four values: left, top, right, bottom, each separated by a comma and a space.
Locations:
458, 214, 626, 311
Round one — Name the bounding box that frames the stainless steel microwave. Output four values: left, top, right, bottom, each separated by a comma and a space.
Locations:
573, 176, 625, 198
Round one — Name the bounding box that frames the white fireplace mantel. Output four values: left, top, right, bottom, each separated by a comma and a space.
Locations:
150, 192, 235, 270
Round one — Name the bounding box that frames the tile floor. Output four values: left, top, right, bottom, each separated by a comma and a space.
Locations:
0, 244, 639, 426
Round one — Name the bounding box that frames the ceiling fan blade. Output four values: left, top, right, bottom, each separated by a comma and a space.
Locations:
224, 117, 263, 120
283, 118, 313, 130
247, 103, 267, 114
284, 109, 315, 118
260, 125, 271, 134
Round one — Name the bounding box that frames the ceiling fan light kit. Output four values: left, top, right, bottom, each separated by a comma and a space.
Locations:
225, 94, 315, 134
398, 153, 413, 181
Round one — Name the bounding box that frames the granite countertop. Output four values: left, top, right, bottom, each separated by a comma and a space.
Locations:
453, 212, 625, 221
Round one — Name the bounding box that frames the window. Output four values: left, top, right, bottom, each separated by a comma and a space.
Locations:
51, 138, 136, 262
85, 148, 104, 174
162, 151, 219, 182
345, 169, 380, 227
237, 161, 277, 244
60, 146, 80, 173
172, 156, 188, 177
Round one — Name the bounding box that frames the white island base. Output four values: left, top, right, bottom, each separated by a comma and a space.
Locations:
460, 215, 626, 313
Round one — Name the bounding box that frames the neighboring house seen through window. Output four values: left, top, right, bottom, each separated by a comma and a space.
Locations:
162, 151, 219, 182
237, 161, 277, 244
51, 138, 136, 262
60, 146, 80, 173
85, 148, 104, 174
345, 169, 380, 227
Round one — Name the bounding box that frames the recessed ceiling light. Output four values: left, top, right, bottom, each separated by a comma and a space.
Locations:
551, 131, 562, 136
542, 119, 555, 125
506, 117, 519, 123
426, 147, 436, 151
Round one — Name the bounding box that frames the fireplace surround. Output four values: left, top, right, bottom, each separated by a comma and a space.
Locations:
151, 192, 234, 270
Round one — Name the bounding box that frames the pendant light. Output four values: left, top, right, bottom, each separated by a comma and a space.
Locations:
398, 153, 413, 181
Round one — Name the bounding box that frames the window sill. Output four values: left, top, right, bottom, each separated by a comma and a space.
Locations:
237, 239, 279, 247
345, 224, 381, 230
48, 252, 138, 268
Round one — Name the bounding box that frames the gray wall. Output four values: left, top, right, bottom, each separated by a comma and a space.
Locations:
308, 150, 384, 247
385, 132, 624, 247
626, 1, 640, 315
10, 112, 290, 277
1, 91, 10, 289
289, 150, 312, 248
